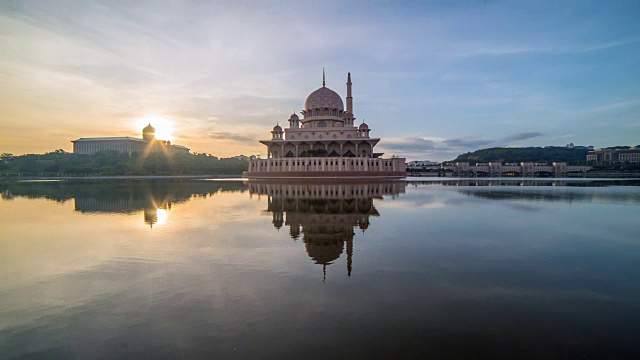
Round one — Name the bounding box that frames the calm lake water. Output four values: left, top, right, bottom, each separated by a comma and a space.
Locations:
1, 179, 639, 359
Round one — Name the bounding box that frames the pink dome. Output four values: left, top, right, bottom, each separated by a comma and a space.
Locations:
304, 87, 344, 111
359, 122, 369, 130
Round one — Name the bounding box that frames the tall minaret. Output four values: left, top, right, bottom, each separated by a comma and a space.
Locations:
346, 72, 353, 113
322, 68, 326, 87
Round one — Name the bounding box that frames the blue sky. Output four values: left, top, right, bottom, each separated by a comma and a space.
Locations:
1, 0, 639, 160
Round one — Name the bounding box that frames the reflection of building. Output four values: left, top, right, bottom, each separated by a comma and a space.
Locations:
252, 181, 405, 281
72, 124, 190, 155
587, 148, 640, 163
74, 188, 177, 228
243, 71, 406, 178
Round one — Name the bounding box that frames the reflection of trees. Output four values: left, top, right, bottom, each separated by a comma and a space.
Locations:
458, 189, 640, 204
0, 180, 248, 226
252, 181, 404, 281
409, 180, 640, 187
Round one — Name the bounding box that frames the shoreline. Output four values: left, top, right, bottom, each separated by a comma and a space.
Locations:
0, 175, 242, 181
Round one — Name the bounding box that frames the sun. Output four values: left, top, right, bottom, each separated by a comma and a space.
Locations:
155, 208, 169, 226
136, 116, 175, 142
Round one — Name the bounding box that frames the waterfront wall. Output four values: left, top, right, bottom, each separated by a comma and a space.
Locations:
244, 157, 406, 178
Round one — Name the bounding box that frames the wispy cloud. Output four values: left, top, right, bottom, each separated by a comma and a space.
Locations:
207, 132, 256, 145
443, 137, 494, 148
379, 137, 439, 152
503, 132, 544, 142
444, 39, 640, 58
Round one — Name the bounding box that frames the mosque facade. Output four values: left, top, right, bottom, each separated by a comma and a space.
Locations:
243, 72, 406, 178
72, 124, 190, 156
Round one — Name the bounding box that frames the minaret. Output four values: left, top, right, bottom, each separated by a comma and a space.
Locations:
346, 72, 353, 114
322, 67, 326, 87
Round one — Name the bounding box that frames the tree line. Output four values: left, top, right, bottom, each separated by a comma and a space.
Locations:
0, 150, 248, 176
452, 147, 590, 164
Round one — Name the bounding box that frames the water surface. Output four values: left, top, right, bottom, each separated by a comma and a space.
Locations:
1, 179, 639, 359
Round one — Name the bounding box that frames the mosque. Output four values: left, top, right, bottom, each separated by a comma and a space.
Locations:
72, 124, 190, 156
243, 71, 406, 178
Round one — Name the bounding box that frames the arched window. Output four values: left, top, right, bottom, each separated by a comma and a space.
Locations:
315, 109, 320, 116
323, 108, 329, 116
332, 109, 337, 116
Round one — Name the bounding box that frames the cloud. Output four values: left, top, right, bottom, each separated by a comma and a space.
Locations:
207, 132, 256, 145
443, 137, 494, 148
502, 132, 544, 142
380, 137, 438, 152
444, 39, 640, 58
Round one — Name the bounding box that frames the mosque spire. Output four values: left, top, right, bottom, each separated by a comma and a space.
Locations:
346, 72, 353, 113
322, 67, 326, 87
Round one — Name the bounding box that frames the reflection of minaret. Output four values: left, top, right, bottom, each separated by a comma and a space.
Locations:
347, 238, 353, 277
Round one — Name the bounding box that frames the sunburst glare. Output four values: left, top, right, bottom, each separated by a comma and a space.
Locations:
155, 208, 169, 226
136, 116, 174, 142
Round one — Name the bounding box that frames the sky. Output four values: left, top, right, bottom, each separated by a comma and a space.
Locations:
1, 0, 639, 161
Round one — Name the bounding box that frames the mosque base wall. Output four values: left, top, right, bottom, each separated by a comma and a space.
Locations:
243, 170, 406, 179
244, 157, 406, 179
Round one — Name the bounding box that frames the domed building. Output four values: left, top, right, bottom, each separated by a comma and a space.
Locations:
72, 124, 189, 156
243, 71, 406, 178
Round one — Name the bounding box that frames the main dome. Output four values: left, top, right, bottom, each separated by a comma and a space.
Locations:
304, 87, 344, 111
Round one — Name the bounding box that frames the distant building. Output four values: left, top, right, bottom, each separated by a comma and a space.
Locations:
407, 160, 439, 169
566, 143, 594, 150
72, 124, 189, 156
587, 148, 640, 163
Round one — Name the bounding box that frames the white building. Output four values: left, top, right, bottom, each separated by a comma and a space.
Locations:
72, 124, 189, 156
407, 160, 439, 169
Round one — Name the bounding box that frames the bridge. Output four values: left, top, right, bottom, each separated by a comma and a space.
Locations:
415, 162, 592, 177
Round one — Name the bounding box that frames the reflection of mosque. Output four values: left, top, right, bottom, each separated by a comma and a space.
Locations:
251, 181, 405, 280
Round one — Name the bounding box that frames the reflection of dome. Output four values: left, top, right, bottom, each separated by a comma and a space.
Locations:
359, 122, 369, 130
305, 87, 344, 111
304, 241, 343, 265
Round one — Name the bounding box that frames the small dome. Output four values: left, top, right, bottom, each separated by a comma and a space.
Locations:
342, 112, 354, 118
273, 124, 282, 132
304, 87, 344, 111
290, 113, 299, 120
143, 123, 156, 133
359, 122, 369, 130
